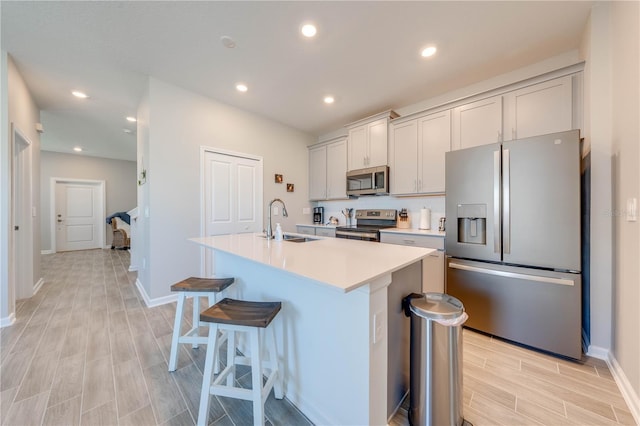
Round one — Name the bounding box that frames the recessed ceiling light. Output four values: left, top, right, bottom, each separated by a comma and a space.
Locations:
72, 90, 89, 99
126, 116, 137, 122
236, 83, 248, 93
73, 147, 83, 152
323, 96, 335, 104
421, 46, 437, 58
301, 23, 317, 38
221, 36, 236, 49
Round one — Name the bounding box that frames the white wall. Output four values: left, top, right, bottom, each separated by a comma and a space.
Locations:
39, 151, 136, 250
582, 1, 614, 356
582, 2, 639, 418
136, 83, 151, 297
139, 78, 315, 301
1, 51, 10, 324
1, 54, 41, 325
610, 0, 640, 408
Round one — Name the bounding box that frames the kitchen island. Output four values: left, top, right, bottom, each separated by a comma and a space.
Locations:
190, 233, 433, 425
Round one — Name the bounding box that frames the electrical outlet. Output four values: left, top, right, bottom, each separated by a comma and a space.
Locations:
303, 207, 311, 215
373, 311, 385, 344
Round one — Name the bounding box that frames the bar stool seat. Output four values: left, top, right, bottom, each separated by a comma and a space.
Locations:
198, 298, 283, 426
168, 277, 235, 372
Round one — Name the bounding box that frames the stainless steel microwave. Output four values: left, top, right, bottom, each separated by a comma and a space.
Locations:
346, 166, 389, 196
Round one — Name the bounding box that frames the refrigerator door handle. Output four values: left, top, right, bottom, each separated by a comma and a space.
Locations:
449, 262, 575, 286
502, 148, 511, 254
493, 150, 501, 253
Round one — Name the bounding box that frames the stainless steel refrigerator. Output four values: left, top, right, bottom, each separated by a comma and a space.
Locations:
445, 130, 582, 359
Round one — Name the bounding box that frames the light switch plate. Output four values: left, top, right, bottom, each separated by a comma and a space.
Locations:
272, 206, 279, 216
626, 198, 637, 222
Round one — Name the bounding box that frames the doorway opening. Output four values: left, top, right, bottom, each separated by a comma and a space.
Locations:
12, 125, 34, 300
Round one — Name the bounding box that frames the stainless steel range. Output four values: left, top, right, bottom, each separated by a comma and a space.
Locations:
335, 209, 397, 242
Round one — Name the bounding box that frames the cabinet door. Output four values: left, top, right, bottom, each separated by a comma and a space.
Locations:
418, 110, 450, 193
451, 95, 503, 150
503, 76, 573, 141
389, 120, 418, 194
326, 139, 347, 199
422, 250, 444, 293
367, 118, 389, 167
308, 145, 327, 200
348, 126, 367, 170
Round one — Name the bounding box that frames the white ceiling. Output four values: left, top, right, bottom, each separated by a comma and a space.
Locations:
1, 1, 595, 162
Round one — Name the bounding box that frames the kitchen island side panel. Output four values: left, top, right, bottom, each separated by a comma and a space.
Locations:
213, 250, 391, 426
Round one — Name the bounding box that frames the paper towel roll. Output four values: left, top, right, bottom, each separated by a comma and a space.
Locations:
419, 208, 431, 230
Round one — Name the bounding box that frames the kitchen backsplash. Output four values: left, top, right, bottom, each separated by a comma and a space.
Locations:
315, 195, 445, 230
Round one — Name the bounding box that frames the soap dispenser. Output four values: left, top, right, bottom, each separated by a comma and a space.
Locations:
274, 223, 283, 241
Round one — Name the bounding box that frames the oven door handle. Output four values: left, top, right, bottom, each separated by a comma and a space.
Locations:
336, 230, 379, 239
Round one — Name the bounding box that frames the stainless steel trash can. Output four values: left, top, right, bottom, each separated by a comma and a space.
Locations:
406, 293, 468, 426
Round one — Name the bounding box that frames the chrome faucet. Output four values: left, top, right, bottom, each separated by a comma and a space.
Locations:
266, 198, 288, 239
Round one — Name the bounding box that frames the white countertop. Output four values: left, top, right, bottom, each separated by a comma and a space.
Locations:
190, 233, 433, 293
379, 227, 446, 237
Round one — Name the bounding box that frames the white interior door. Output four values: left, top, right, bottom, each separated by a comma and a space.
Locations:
55, 181, 103, 251
203, 150, 263, 275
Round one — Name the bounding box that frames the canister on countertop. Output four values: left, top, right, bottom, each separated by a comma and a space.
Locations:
419, 208, 431, 230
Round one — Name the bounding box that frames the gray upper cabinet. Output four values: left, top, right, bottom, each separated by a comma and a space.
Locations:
451, 95, 503, 150
309, 137, 347, 201
451, 75, 575, 150
346, 110, 398, 171
502, 75, 573, 141
390, 110, 450, 195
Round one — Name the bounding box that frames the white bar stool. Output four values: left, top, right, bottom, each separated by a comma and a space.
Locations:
168, 277, 235, 372
197, 298, 284, 426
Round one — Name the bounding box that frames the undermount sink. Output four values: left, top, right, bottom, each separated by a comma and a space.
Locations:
283, 234, 319, 243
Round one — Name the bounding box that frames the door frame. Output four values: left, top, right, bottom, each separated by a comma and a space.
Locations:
50, 177, 106, 253
199, 146, 263, 276
11, 124, 34, 301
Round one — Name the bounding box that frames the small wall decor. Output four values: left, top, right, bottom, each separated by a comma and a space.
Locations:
275, 174, 283, 183
286, 183, 294, 192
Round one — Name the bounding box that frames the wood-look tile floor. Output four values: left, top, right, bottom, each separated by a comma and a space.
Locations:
1, 249, 635, 426
1, 249, 311, 426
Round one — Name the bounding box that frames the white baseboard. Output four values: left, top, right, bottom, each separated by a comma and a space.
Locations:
41, 250, 54, 255
33, 278, 45, 295
586, 343, 610, 360
284, 389, 333, 426
135, 278, 177, 308
607, 352, 640, 425
586, 341, 640, 425
128, 265, 138, 272
0, 313, 16, 328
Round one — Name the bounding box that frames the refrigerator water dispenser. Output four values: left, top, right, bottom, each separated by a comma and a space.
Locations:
457, 204, 487, 244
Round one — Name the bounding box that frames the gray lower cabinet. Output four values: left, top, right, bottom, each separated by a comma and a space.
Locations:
296, 226, 335, 238
380, 232, 444, 293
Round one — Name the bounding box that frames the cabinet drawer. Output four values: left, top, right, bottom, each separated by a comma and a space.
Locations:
380, 233, 445, 250
296, 226, 316, 236
315, 228, 335, 238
